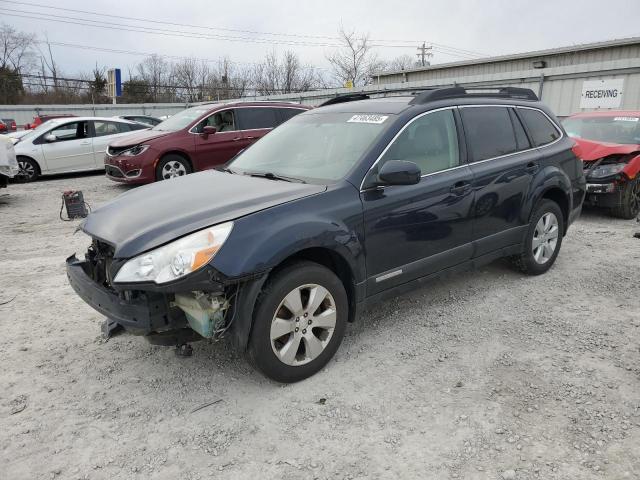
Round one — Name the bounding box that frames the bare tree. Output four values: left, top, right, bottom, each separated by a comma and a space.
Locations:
380, 54, 417, 73
137, 54, 171, 102
173, 58, 210, 102
326, 26, 380, 87
254, 50, 319, 95
0, 23, 36, 72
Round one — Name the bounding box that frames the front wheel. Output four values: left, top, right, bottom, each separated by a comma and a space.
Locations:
14, 157, 39, 183
511, 199, 564, 275
248, 261, 348, 383
611, 178, 640, 219
155, 155, 192, 181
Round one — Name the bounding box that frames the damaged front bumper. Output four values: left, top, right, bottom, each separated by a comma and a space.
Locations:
66, 255, 191, 338
66, 254, 268, 349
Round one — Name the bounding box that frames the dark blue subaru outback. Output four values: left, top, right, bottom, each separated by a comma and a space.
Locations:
67, 87, 586, 382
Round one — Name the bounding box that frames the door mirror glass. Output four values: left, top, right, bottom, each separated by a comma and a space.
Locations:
377, 160, 421, 186
202, 125, 217, 135
44, 133, 57, 142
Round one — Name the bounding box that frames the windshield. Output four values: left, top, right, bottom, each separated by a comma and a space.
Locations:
562, 116, 640, 145
17, 119, 62, 142
230, 112, 392, 183
152, 106, 211, 132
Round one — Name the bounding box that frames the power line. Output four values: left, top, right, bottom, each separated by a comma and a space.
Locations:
5, 0, 449, 46
2, 5, 489, 57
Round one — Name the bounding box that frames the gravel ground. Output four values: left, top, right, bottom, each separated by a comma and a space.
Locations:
1, 173, 639, 480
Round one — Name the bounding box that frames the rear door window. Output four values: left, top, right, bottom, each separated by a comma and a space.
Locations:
460, 107, 518, 162
278, 108, 306, 124
237, 108, 279, 130
93, 121, 123, 137
518, 108, 561, 147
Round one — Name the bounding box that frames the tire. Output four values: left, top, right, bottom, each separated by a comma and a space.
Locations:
155, 154, 192, 181
611, 178, 640, 220
511, 199, 564, 275
14, 157, 39, 183
248, 261, 348, 383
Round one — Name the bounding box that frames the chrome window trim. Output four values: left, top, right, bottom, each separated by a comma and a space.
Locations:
360, 104, 564, 192
187, 105, 307, 135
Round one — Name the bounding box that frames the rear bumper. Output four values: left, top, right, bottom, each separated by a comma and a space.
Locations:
66, 255, 186, 334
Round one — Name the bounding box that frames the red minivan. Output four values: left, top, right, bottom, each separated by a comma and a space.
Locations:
104, 102, 311, 184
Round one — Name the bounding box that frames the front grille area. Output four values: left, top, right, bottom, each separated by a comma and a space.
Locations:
105, 165, 124, 178
86, 240, 116, 289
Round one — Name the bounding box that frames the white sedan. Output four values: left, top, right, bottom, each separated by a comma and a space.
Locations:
13, 117, 148, 182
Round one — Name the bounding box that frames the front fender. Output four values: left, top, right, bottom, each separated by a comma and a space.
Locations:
212, 184, 366, 283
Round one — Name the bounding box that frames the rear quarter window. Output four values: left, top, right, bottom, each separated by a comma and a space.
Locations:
518, 108, 561, 147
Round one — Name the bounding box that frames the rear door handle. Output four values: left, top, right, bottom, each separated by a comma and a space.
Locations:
450, 181, 471, 195
525, 162, 539, 173
80, 141, 91, 145
245, 136, 256, 140
232, 137, 242, 142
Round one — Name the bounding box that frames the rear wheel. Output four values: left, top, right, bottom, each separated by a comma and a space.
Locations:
15, 157, 39, 183
511, 199, 564, 275
155, 155, 192, 181
248, 261, 348, 383
611, 177, 640, 219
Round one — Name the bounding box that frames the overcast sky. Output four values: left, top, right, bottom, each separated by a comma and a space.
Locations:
3, 0, 640, 79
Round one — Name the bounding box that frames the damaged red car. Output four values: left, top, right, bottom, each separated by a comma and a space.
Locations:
563, 111, 640, 219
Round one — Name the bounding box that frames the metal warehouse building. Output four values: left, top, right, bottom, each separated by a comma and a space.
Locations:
368, 36, 640, 117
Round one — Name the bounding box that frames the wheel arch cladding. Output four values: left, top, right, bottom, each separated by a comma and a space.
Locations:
228, 247, 357, 352
540, 187, 569, 234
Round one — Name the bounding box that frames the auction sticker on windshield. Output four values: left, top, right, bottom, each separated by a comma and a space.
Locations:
347, 114, 389, 124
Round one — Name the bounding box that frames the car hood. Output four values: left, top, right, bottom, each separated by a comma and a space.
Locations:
108, 128, 175, 147
81, 170, 327, 258
573, 137, 640, 161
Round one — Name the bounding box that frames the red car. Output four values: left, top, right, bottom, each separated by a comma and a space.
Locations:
2, 118, 17, 132
563, 111, 640, 219
105, 102, 311, 184
25, 114, 76, 130
0, 119, 6, 134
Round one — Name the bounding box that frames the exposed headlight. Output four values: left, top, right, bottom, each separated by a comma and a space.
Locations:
121, 145, 150, 156
113, 222, 233, 284
588, 163, 626, 178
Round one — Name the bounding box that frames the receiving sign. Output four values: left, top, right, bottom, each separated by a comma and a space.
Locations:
580, 79, 624, 109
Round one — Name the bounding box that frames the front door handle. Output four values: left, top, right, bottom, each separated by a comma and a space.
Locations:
525, 162, 539, 173
232, 137, 242, 142
245, 136, 256, 140
80, 141, 91, 145
450, 181, 471, 195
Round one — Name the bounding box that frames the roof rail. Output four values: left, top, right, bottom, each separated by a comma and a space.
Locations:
409, 86, 538, 104
319, 93, 371, 106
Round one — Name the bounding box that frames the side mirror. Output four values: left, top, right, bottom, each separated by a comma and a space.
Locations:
377, 160, 421, 186
201, 126, 217, 136
44, 133, 57, 143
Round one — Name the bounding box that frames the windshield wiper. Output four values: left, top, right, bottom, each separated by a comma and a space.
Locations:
216, 166, 236, 174
245, 171, 306, 183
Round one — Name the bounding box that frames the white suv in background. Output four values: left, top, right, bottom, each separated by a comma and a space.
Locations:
13, 117, 148, 182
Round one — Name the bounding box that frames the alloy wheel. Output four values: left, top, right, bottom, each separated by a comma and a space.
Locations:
532, 212, 559, 264
17, 160, 35, 180
161, 161, 187, 179
270, 284, 337, 366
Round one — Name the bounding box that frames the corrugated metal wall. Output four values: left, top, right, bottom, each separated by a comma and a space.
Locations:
2, 40, 640, 124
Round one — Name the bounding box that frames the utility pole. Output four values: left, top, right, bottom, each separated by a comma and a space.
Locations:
417, 42, 433, 67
